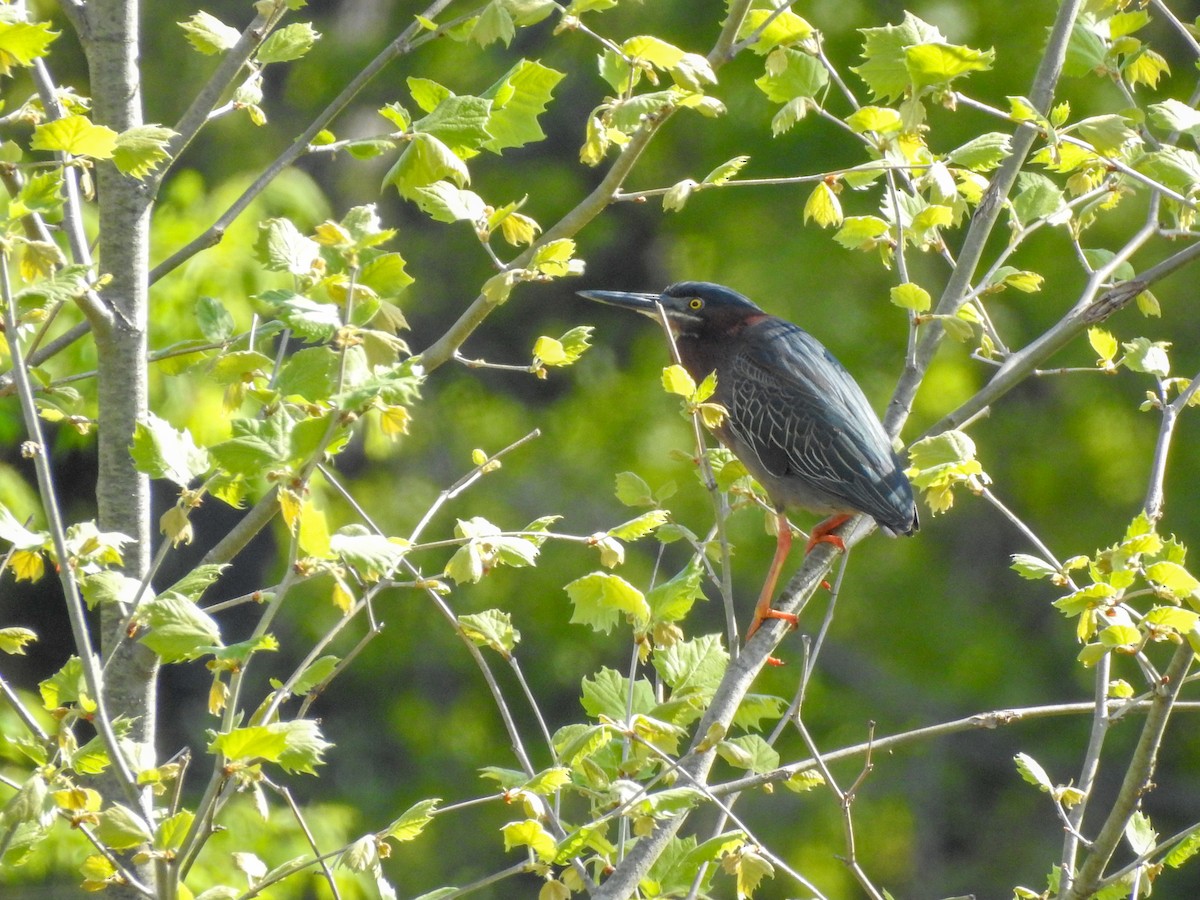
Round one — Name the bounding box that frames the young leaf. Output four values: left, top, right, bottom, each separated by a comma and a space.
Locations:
609, 509, 669, 541
1011, 554, 1059, 581
138, 593, 223, 662
31, 115, 118, 159
113, 124, 177, 178
256, 218, 320, 275
803, 181, 842, 228
703, 156, 749, 185
501, 819, 556, 861
565, 572, 650, 633
890, 282, 931, 312
853, 12, 946, 102
130, 413, 212, 487
754, 48, 828, 102
257, 23, 320, 64
459, 609, 521, 655
481, 59, 565, 153
386, 798, 440, 842
0, 20, 59, 69
178, 11, 240, 54
1087, 327, 1118, 366
1014, 752, 1053, 792
662, 364, 697, 397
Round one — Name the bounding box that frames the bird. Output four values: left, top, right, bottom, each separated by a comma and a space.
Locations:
577, 281, 918, 639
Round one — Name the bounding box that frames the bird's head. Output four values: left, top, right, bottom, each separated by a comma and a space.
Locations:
577, 281, 766, 338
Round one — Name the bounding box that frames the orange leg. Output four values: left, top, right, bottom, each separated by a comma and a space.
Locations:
746, 512, 851, 640
804, 513, 851, 553
746, 511, 799, 640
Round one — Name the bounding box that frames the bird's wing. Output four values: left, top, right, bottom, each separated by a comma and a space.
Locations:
723, 319, 911, 523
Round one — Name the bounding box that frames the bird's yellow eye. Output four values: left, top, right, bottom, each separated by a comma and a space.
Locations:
689, 298, 703, 310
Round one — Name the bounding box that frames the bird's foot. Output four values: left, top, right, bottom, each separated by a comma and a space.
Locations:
803, 514, 851, 554
745, 607, 799, 641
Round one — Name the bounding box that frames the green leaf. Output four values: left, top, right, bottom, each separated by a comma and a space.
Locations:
0, 20, 58, 68
196, 296, 236, 342
130, 413, 211, 487
580, 668, 655, 719
413, 94, 493, 156
1126, 810, 1157, 856
530, 238, 581, 277
0, 627, 36, 655
39, 657, 91, 711
1148, 98, 1200, 137
737, 9, 813, 54
459, 609, 521, 655
1165, 825, 1200, 868
1014, 752, 1052, 792
717, 735, 780, 774
274, 655, 339, 695
904, 42, 994, 91
989, 267, 1044, 293
1145, 606, 1199, 633
1122, 337, 1170, 378
1088, 326, 1119, 364
257, 22, 320, 63
138, 592, 223, 662
947, 132, 1012, 172
846, 106, 902, 134
209, 720, 331, 774
801, 181, 840, 229
481, 59, 565, 153
1064, 18, 1106, 77
1012, 173, 1066, 226
646, 557, 706, 623
96, 804, 152, 850
615, 471, 655, 507
112, 124, 176, 178
661, 364, 696, 397
471, 2, 515, 47
833, 215, 891, 251
274, 345, 341, 401
889, 282, 931, 312
386, 798, 440, 842
1074, 114, 1139, 155
178, 11, 240, 54
1145, 561, 1199, 599
385, 133, 471, 197
0, 504, 48, 550
360, 252, 414, 298
31, 115, 118, 159
269, 292, 343, 342
703, 155, 750, 185
155, 810, 196, 852
731, 694, 789, 732
853, 12, 946, 102
501, 819, 556, 861
256, 218, 319, 275
754, 48, 827, 102
1134, 147, 1200, 197
330, 527, 408, 582
653, 634, 728, 697
565, 572, 649, 633
411, 181, 487, 224
1011, 554, 1059, 581
609, 510, 668, 541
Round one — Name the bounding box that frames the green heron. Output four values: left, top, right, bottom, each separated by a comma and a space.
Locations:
578, 281, 918, 638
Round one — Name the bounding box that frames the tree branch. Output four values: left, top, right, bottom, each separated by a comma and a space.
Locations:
1065, 644, 1194, 898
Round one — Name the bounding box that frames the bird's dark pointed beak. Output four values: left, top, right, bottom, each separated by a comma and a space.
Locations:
576, 289, 663, 318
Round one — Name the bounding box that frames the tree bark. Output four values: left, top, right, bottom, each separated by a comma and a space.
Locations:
81, 0, 158, 893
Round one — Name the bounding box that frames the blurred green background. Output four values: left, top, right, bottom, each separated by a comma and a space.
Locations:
4, 0, 1200, 896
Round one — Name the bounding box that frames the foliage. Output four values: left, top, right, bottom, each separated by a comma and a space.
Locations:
2, 0, 1200, 898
